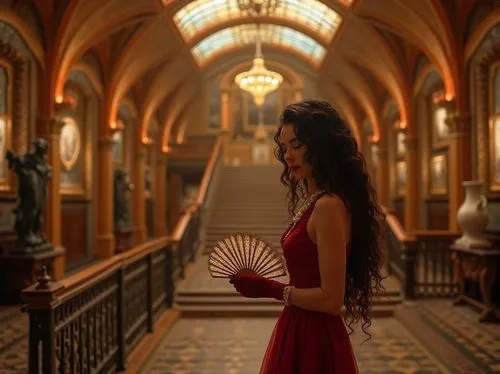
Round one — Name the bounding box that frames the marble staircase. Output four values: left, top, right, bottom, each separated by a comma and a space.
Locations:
177, 165, 402, 316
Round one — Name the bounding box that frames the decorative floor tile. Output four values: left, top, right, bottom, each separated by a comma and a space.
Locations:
417, 299, 500, 372
141, 317, 446, 374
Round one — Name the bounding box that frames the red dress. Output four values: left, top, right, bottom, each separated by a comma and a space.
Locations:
260, 203, 359, 374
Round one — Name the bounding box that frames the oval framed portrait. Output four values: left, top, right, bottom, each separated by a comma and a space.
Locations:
60, 117, 81, 171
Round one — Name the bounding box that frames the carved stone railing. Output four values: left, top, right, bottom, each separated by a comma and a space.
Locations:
383, 208, 460, 299
20, 136, 224, 373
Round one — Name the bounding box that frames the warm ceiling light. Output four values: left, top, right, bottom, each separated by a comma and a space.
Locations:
234, 53, 283, 106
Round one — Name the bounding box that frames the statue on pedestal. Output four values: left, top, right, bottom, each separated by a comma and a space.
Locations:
114, 169, 134, 230
6, 138, 53, 253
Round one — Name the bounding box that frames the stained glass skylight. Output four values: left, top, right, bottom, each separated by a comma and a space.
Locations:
173, 0, 342, 44
191, 24, 326, 66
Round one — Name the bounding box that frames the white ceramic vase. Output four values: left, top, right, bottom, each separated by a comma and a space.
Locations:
455, 181, 491, 248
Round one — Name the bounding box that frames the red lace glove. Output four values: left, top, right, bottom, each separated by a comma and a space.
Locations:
229, 273, 285, 300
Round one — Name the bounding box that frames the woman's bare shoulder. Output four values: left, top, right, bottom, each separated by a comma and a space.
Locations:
314, 193, 348, 217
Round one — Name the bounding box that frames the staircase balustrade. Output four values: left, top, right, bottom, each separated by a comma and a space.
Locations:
384, 208, 459, 299
20, 136, 224, 373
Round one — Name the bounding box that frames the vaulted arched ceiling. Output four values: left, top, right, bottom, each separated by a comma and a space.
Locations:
18, 0, 480, 145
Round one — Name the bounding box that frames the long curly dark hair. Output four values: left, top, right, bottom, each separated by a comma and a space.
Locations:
274, 99, 385, 339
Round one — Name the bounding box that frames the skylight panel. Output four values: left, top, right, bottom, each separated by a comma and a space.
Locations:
191, 24, 326, 66
173, 0, 341, 44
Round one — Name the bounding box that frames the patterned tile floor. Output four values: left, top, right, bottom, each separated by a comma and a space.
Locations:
417, 300, 500, 373
0, 306, 28, 374
140, 316, 446, 374
1, 292, 499, 373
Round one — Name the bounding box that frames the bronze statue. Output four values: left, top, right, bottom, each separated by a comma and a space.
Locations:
114, 168, 134, 229
6, 138, 52, 252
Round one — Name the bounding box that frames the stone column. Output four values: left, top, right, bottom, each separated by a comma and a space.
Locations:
132, 146, 147, 244
221, 90, 231, 164
168, 173, 182, 231
36, 116, 64, 278
220, 90, 229, 132
155, 153, 167, 236
404, 136, 420, 232
96, 136, 115, 259
376, 146, 389, 207
446, 113, 472, 231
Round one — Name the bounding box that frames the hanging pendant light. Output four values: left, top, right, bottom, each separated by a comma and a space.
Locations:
234, 0, 283, 107
234, 24, 283, 106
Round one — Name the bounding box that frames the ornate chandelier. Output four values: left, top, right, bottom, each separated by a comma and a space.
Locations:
236, 0, 280, 16
234, 0, 283, 107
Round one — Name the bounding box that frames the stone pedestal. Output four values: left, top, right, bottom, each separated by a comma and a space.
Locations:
115, 227, 133, 253
451, 243, 500, 322
0, 246, 64, 304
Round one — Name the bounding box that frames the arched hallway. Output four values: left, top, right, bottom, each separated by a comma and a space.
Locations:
0, 0, 500, 373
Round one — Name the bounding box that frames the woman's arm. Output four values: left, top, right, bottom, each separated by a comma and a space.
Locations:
287, 195, 348, 315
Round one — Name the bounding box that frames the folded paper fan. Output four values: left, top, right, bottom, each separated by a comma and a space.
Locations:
208, 233, 287, 279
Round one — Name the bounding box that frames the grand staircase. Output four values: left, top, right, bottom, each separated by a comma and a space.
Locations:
176, 165, 402, 316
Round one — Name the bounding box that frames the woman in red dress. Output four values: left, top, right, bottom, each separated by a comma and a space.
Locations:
230, 100, 385, 373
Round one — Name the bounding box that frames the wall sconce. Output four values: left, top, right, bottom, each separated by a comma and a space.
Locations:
142, 136, 153, 145
111, 120, 125, 131
55, 95, 77, 112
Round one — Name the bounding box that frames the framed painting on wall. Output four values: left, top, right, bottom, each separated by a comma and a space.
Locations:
395, 160, 406, 196
432, 106, 449, 148
0, 117, 8, 189
60, 117, 81, 171
430, 153, 447, 195
396, 131, 406, 157
112, 130, 124, 165
489, 114, 500, 191
251, 143, 270, 165
0, 62, 13, 192
60, 116, 84, 193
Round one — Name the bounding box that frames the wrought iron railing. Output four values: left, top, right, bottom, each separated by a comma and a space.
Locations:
383, 208, 459, 299
20, 136, 224, 373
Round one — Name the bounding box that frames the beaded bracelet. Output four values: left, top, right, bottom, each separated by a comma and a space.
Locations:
283, 286, 294, 306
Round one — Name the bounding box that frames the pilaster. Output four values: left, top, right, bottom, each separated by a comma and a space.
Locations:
132, 147, 147, 244
404, 136, 419, 232
446, 112, 472, 231
155, 153, 167, 236
96, 136, 115, 259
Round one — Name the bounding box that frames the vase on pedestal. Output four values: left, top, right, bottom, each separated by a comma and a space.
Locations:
455, 181, 491, 248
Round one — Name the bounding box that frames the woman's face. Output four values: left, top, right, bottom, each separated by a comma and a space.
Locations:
280, 124, 312, 180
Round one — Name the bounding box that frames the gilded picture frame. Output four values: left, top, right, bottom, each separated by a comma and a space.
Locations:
396, 131, 406, 157
112, 129, 124, 165
60, 117, 81, 171
395, 160, 406, 196
488, 114, 500, 191
0, 60, 13, 192
432, 105, 450, 149
59, 116, 86, 195
430, 153, 447, 195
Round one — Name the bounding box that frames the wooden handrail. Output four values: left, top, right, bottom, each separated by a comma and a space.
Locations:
413, 229, 460, 238
195, 136, 223, 207
169, 209, 194, 243
24, 137, 223, 303
22, 237, 169, 303
382, 206, 415, 243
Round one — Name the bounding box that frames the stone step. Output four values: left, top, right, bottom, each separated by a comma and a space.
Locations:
176, 292, 402, 318
178, 305, 396, 318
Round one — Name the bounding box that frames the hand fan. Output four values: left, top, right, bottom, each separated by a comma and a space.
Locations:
208, 233, 287, 279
